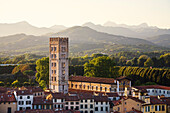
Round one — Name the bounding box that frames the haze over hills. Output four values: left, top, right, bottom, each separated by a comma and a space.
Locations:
83, 22, 170, 39
0, 21, 67, 36
147, 34, 170, 48
0, 26, 169, 57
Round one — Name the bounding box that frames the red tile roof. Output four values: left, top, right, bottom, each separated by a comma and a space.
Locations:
33, 97, 53, 105
134, 85, 170, 90
69, 76, 116, 84
65, 95, 79, 101
16, 90, 33, 95
106, 93, 119, 97
0, 92, 16, 102
52, 92, 65, 99
150, 96, 166, 105
128, 96, 145, 104
116, 76, 131, 81
94, 96, 109, 102
160, 97, 170, 105
79, 93, 94, 100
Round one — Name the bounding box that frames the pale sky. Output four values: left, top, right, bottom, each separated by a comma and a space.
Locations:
0, 0, 170, 28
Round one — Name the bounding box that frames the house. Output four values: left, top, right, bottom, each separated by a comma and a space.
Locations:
113, 96, 145, 113
69, 76, 119, 93
32, 97, 53, 110
94, 95, 110, 113
79, 93, 94, 113
65, 94, 80, 111
0, 92, 17, 113
14, 89, 33, 111
116, 76, 132, 96
133, 85, 170, 97
142, 96, 167, 113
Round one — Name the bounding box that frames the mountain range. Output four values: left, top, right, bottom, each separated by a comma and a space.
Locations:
0, 21, 169, 57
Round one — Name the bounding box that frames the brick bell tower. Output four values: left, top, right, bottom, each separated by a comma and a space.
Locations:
49, 37, 69, 94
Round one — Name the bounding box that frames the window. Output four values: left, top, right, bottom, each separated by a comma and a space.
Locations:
152, 90, 154, 92
54, 70, 56, 74
106, 107, 108, 111
80, 104, 83, 109
26, 101, 31, 105
125, 102, 126, 105
90, 110, 93, 113
148, 106, 150, 112
151, 105, 154, 109
66, 102, 68, 105
75, 106, 79, 110
71, 102, 74, 105
61, 47, 66, 52
52, 77, 53, 81
95, 107, 98, 111
90, 100, 93, 102
54, 47, 56, 51
105, 87, 107, 91
8, 107, 11, 113
159, 90, 161, 93
62, 62, 65, 68
52, 70, 53, 74
101, 107, 103, 111
75, 84, 77, 88
54, 54, 56, 58
52, 63, 53, 67
118, 107, 120, 111
110, 88, 112, 92
54, 63, 56, 67
20, 96, 22, 99
162, 105, 165, 111
96, 86, 98, 91
76, 102, 79, 105
88, 86, 90, 89
100, 87, 102, 91
92, 86, 93, 90
71, 106, 74, 110
55, 77, 56, 81
71, 84, 73, 88
90, 104, 93, 108
66, 106, 68, 110
85, 100, 87, 103
101, 102, 103, 105
27, 96, 30, 99
85, 104, 88, 109
51, 47, 53, 51
84, 85, 86, 89
96, 102, 98, 105
53, 85, 55, 90
137, 104, 139, 106
163, 91, 165, 94
19, 107, 22, 110
51, 54, 53, 58
155, 105, 158, 111
61, 54, 66, 58
79, 85, 82, 88
62, 70, 65, 75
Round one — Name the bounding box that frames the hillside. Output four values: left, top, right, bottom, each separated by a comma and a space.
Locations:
0, 21, 67, 36
147, 34, 170, 48
83, 22, 170, 39
0, 26, 169, 57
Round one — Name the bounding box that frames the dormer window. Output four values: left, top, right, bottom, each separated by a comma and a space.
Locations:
20, 96, 22, 99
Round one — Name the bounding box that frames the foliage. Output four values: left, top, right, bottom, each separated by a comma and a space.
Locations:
12, 80, 21, 87
35, 57, 49, 89
0, 81, 5, 86
144, 58, 154, 67
84, 56, 115, 78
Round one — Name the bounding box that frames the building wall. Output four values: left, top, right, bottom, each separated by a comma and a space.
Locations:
113, 98, 142, 113
53, 99, 65, 111
79, 99, 94, 113
69, 81, 117, 93
65, 101, 79, 110
16, 95, 33, 111
94, 101, 110, 113
49, 38, 69, 94
0, 101, 17, 113
146, 89, 170, 97
142, 104, 167, 113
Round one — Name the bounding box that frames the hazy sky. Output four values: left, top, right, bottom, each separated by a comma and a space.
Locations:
0, 0, 170, 28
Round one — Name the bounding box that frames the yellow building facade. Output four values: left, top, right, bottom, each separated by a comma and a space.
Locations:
142, 104, 167, 113
69, 76, 118, 93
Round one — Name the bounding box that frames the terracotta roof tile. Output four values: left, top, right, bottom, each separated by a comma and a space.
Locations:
69, 76, 116, 84
15, 109, 55, 113
116, 76, 131, 81
52, 92, 65, 99
94, 96, 109, 102
134, 85, 170, 90
17, 90, 33, 95
33, 97, 53, 105
0, 92, 16, 102
65, 95, 79, 101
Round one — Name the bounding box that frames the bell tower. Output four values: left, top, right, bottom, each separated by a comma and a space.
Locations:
49, 37, 69, 94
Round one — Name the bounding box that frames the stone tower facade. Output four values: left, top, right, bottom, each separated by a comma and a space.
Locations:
49, 37, 69, 94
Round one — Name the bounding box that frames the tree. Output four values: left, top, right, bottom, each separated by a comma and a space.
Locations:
23, 70, 35, 79
131, 57, 138, 66
35, 57, 49, 88
0, 81, 4, 86
84, 56, 115, 78
160, 53, 170, 67
12, 80, 21, 87
39, 80, 46, 90
138, 55, 148, 67
119, 56, 127, 66
126, 60, 132, 66
144, 58, 154, 67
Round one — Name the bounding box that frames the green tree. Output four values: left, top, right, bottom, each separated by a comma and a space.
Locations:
160, 53, 170, 67
23, 70, 35, 79
39, 80, 46, 90
35, 57, 49, 88
119, 56, 127, 66
84, 56, 115, 78
12, 80, 21, 87
144, 58, 154, 67
126, 60, 132, 66
0, 81, 5, 86
138, 55, 148, 67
